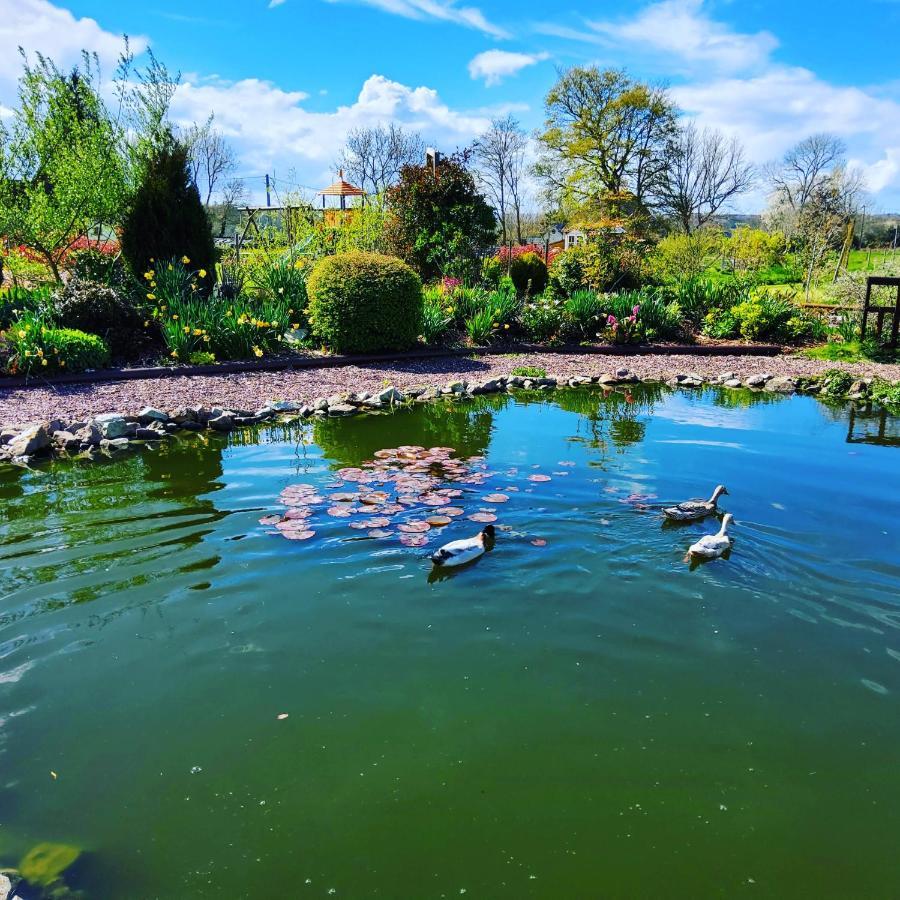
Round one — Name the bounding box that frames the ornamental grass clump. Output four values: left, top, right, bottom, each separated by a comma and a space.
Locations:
147, 258, 296, 362
307, 252, 422, 354
2, 310, 109, 374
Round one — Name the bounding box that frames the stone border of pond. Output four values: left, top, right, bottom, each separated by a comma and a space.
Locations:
0, 341, 782, 390
0, 363, 894, 469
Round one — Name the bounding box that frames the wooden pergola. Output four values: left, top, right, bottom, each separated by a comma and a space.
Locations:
318, 170, 366, 225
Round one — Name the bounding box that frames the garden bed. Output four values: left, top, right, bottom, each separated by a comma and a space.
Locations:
0, 341, 784, 390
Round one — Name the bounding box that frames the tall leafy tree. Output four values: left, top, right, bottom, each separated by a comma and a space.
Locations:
385, 152, 496, 280
0, 51, 125, 281
535, 66, 676, 221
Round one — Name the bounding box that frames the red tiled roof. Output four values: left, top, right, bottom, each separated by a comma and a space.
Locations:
318, 169, 366, 197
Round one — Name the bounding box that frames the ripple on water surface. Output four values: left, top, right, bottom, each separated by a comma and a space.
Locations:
1, 386, 899, 898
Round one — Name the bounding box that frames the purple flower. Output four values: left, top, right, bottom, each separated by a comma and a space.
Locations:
632, 305, 640, 317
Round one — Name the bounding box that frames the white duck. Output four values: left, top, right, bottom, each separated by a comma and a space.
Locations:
664, 485, 728, 522
688, 513, 734, 559
430, 525, 495, 568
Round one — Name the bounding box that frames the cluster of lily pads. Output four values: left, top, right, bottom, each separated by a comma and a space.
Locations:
259, 444, 557, 548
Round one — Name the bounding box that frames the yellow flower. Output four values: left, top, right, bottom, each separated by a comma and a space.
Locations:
253, 346, 263, 358
202, 335, 210, 343
24, 350, 31, 357
144, 271, 154, 280
59, 360, 66, 368
278, 287, 284, 294
183, 326, 190, 334
18, 329, 26, 338
144, 320, 150, 327
492, 322, 499, 328
291, 323, 299, 330
193, 328, 202, 336
172, 314, 179, 320
147, 293, 156, 300
170, 350, 178, 358
41, 358, 48, 366
504, 324, 510, 330
182, 256, 190, 265
198, 269, 207, 278
167, 263, 173, 271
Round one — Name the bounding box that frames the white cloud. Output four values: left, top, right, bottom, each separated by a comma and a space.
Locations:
538, 0, 900, 205
468, 49, 550, 86
170, 73, 497, 193
0, 0, 146, 92
320, 0, 509, 38
587, 0, 777, 74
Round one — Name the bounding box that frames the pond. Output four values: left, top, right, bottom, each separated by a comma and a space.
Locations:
1, 386, 899, 898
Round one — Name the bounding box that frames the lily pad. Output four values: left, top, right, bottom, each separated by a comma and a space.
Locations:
437, 506, 465, 517
399, 534, 428, 547
426, 515, 452, 527
484, 493, 509, 504
528, 474, 552, 482
19, 843, 81, 888
398, 521, 431, 533
531, 538, 547, 547
282, 529, 315, 541
468, 512, 497, 524
327, 506, 352, 518
259, 515, 281, 526
368, 529, 395, 538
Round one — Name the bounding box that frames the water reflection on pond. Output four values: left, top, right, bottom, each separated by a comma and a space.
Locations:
1, 385, 899, 898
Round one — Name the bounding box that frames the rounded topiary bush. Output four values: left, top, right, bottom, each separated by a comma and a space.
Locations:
509, 252, 548, 298
307, 252, 423, 354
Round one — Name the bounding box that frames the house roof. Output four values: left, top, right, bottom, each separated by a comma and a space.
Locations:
318, 169, 366, 197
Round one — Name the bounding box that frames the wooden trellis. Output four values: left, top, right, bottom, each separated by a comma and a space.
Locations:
861, 276, 900, 348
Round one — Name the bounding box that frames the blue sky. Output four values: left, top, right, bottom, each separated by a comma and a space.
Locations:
2, 0, 900, 210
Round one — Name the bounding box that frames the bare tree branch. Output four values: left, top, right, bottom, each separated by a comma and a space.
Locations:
338, 124, 425, 194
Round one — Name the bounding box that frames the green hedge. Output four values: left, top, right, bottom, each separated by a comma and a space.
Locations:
508, 252, 548, 297
307, 252, 423, 354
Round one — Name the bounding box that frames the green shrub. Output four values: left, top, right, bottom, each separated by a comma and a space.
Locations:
702, 294, 822, 344
481, 256, 503, 287
3, 312, 109, 374
307, 251, 422, 354
188, 350, 217, 365
521, 298, 565, 343
667, 277, 750, 327
52, 276, 146, 358
821, 368, 854, 397
547, 249, 587, 298
68, 248, 130, 290
121, 132, 215, 289
511, 365, 546, 378
449, 286, 490, 325
871, 378, 900, 411
508, 252, 548, 298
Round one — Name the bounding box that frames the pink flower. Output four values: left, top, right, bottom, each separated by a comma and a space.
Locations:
632, 305, 640, 317
607, 314, 617, 326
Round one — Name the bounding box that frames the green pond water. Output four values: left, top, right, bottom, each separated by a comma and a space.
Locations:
1, 386, 899, 898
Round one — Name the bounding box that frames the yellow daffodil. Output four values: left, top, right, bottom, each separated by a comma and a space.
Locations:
183, 326, 190, 334
253, 346, 263, 358
170, 350, 178, 358
291, 323, 299, 330
144, 320, 150, 327
202, 335, 210, 343
41, 358, 48, 366
17, 330, 26, 339
278, 287, 284, 294
144, 271, 154, 280
59, 360, 66, 368
193, 328, 202, 336
172, 314, 179, 320
147, 293, 156, 300
167, 263, 173, 271
182, 256, 190, 265
198, 269, 207, 278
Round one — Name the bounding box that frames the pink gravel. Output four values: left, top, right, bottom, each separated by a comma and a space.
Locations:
1, 351, 898, 427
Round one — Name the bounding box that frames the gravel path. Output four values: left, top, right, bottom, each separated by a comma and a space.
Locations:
1, 351, 898, 427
